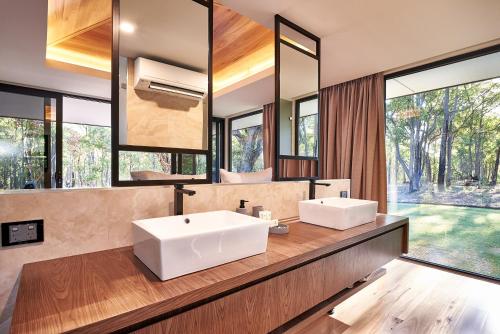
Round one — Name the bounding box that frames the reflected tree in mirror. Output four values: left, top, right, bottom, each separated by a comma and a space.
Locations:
119, 151, 173, 181
297, 114, 318, 156
231, 125, 263, 172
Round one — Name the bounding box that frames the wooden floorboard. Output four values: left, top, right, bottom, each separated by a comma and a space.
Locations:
297, 259, 500, 334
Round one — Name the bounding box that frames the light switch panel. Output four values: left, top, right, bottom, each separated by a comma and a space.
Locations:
1, 220, 43, 246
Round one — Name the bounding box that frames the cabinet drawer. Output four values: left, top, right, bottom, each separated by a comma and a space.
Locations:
134, 259, 325, 334
323, 227, 403, 298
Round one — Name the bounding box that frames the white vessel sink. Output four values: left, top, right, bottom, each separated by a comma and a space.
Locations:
132, 210, 269, 281
299, 197, 378, 230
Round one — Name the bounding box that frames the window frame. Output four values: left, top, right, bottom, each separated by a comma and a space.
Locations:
212, 117, 225, 182
384, 43, 500, 282
294, 94, 319, 157
0, 83, 111, 190
227, 109, 264, 173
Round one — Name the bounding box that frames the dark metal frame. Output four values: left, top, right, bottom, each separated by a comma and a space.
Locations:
212, 117, 225, 182
294, 94, 319, 156
384, 43, 500, 281
274, 15, 321, 181
111, 0, 213, 186
227, 109, 263, 172
401, 255, 499, 282
0, 83, 111, 189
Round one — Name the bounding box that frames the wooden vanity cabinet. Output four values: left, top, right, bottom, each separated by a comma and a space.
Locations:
134, 227, 405, 334
323, 227, 403, 298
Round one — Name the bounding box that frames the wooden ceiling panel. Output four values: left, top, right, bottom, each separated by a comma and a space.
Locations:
46, 0, 112, 77
213, 3, 274, 92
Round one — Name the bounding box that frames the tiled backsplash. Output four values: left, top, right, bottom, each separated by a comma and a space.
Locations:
0, 179, 349, 332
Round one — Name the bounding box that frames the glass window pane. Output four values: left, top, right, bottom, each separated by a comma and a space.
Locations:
0, 91, 56, 190
119, 151, 206, 181
385, 52, 500, 278
119, 151, 173, 181
62, 97, 111, 188
297, 97, 318, 157
230, 112, 263, 172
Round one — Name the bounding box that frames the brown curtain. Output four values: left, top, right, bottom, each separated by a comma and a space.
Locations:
319, 73, 387, 213
279, 159, 318, 178
263, 102, 275, 172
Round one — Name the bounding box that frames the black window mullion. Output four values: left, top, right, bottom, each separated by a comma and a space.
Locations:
55, 96, 63, 188
43, 98, 52, 188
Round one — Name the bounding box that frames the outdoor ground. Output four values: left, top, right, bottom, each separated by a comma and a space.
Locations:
387, 184, 499, 208
388, 202, 500, 278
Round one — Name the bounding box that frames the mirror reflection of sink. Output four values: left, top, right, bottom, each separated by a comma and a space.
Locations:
132, 210, 269, 281
299, 197, 378, 230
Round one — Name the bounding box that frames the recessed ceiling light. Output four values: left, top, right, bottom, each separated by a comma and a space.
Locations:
120, 22, 135, 33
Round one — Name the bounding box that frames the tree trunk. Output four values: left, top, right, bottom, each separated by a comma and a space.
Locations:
491, 145, 499, 186
446, 132, 454, 187
437, 88, 450, 191
425, 152, 432, 184
474, 115, 484, 182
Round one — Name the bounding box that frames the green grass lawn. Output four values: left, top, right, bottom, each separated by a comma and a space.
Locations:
388, 202, 500, 279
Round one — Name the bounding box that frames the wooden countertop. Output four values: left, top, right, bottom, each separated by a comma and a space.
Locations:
11, 215, 408, 334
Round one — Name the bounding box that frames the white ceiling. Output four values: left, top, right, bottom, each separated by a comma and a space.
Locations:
63, 97, 111, 127
231, 112, 263, 130
120, 0, 208, 73
213, 74, 274, 117
280, 43, 318, 100
386, 52, 500, 99
0, 0, 111, 99
221, 0, 500, 88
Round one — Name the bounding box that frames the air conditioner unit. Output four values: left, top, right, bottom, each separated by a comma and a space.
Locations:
133, 57, 208, 100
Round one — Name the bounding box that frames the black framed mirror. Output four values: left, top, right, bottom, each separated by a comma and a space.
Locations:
210, 3, 275, 183
111, 0, 213, 186
275, 15, 320, 181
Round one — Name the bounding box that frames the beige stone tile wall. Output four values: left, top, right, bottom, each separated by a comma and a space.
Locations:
0, 179, 349, 332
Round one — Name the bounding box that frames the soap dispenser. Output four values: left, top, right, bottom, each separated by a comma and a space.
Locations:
236, 200, 249, 215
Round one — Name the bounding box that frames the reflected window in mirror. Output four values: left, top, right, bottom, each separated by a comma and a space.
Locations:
228, 111, 264, 173
296, 95, 318, 157
278, 41, 319, 158
119, 151, 207, 182
212, 3, 274, 182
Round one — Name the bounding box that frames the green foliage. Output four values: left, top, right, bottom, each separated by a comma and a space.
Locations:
391, 203, 500, 278
231, 125, 263, 172
298, 114, 318, 157
386, 78, 500, 193
0, 117, 46, 189
63, 123, 111, 188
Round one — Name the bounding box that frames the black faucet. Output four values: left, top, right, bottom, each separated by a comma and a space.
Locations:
309, 179, 331, 200
174, 184, 196, 215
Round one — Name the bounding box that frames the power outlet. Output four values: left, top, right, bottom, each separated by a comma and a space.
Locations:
1, 220, 43, 246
